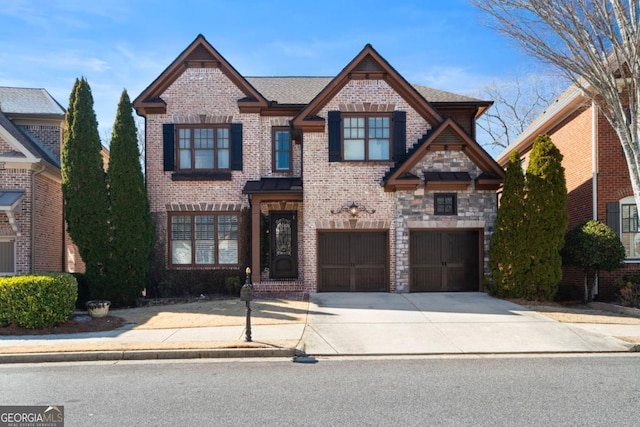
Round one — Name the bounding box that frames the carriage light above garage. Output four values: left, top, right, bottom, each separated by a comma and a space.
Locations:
331, 201, 376, 218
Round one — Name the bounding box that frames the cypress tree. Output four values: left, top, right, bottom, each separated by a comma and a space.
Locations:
522, 135, 568, 300
61, 78, 111, 300
107, 90, 154, 307
488, 151, 527, 297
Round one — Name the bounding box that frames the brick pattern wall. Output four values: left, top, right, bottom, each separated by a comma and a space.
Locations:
24, 124, 62, 160
594, 106, 640, 299
0, 134, 16, 153
302, 79, 431, 293
146, 68, 302, 284
33, 173, 63, 272
519, 101, 640, 300
395, 150, 497, 292
0, 167, 31, 274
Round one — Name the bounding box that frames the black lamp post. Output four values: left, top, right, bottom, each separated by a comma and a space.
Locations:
240, 266, 253, 342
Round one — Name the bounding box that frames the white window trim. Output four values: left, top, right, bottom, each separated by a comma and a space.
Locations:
0, 237, 16, 275
619, 196, 640, 263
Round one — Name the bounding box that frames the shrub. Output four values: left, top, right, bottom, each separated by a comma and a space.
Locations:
0, 274, 78, 328
225, 276, 242, 296
615, 275, 640, 308
562, 220, 625, 301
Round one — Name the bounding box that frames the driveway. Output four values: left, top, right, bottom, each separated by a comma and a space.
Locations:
299, 292, 632, 355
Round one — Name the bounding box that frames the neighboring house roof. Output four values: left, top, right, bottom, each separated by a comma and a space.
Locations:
496, 84, 589, 165
0, 111, 60, 167
0, 87, 65, 168
0, 87, 65, 117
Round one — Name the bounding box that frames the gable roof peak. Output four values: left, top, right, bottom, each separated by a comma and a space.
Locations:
293, 43, 443, 131
133, 34, 268, 116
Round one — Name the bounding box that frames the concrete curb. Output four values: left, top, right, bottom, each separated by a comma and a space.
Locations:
0, 347, 304, 364
589, 302, 640, 318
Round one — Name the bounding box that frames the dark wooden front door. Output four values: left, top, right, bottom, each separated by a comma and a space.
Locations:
318, 232, 388, 292
270, 212, 297, 279
410, 230, 479, 292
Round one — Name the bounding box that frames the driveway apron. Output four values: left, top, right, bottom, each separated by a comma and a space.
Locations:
300, 292, 630, 355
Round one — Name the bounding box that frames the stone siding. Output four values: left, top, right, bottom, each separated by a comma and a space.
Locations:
394, 150, 498, 292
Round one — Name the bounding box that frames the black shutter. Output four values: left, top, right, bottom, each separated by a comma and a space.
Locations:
163, 123, 175, 171
230, 123, 243, 171
607, 202, 621, 236
328, 111, 341, 162
393, 111, 406, 162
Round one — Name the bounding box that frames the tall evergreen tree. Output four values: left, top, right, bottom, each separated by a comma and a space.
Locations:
107, 90, 154, 306
488, 151, 527, 297
61, 78, 111, 300
523, 135, 567, 300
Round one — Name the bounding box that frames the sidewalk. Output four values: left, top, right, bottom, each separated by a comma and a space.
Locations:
0, 294, 639, 363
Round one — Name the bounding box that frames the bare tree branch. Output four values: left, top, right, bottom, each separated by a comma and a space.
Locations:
475, 71, 564, 151
473, 0, 640, 206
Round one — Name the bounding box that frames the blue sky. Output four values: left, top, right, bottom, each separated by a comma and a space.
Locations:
0, 0, 549, 143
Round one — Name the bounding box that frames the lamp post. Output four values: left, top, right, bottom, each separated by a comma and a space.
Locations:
240, 266, 253, 342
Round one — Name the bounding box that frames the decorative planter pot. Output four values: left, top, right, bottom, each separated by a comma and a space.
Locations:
86, 300, 111, 318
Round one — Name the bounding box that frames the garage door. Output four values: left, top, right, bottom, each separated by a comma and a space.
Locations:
318, 232, 388, 292
410, 230, 479, 292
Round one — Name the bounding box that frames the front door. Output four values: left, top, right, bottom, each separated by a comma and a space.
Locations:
270, 211, 297, 279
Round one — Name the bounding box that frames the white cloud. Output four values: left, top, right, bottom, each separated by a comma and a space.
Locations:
410, 65, 496, 96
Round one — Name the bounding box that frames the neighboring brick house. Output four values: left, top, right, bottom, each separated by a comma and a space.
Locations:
497, 84, 638, 300
0, 87, 71, 274
134, 34, 504, 296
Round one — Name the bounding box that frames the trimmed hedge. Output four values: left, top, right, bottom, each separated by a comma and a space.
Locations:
0, 273, 78, 328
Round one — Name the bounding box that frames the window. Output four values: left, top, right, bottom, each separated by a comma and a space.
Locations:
273, 128, 292, 172
434, 193, 457, 215
169, 213, 238, 267
621, 202, 640, 258
343, 115, 390, 161
177, 125, 230, 171
0, 240, 14, 274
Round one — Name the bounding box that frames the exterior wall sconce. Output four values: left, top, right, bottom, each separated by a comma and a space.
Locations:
331, 201, 376, 218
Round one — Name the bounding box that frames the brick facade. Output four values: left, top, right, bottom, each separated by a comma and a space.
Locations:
0, 105, 67, 275
136, 36, 502, 296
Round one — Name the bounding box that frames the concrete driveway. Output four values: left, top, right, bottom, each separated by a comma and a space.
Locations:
299, 292, 631, 355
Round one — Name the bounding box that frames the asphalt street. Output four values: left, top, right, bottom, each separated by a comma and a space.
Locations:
2, 355, 639, 426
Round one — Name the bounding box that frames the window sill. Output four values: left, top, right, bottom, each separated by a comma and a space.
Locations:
171, 172, 232, 181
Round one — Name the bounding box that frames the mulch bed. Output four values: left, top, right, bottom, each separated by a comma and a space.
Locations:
0, 315, 124, 336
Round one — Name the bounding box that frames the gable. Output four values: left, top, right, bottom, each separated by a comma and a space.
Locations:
133, 34, 268, 116
383, 118, 504, 191
292, 44, 443, 132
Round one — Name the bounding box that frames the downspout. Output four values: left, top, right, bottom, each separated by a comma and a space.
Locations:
592, 100, 598, 221
591, 100, 599, 297
31, 160, 47, 273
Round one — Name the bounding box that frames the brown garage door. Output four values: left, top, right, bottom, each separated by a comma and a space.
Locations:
318, 232, 388, 292
410, 230, 479, 292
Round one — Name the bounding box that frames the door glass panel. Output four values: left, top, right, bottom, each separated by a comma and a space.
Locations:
275, 218, 292, 256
